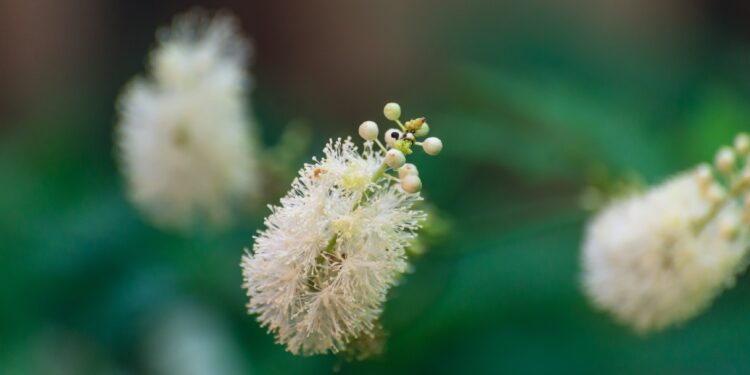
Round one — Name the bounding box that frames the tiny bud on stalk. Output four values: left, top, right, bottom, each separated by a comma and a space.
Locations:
694, 164, 713, 190
735, 133, 750, 155
715, 147, 736, 174
422, 137, 443, 156
385, 149, 406, 169
400, 174, 422, 193
398, 163, 419, 179
358, 121, 379, 141
383, 102, 401, 121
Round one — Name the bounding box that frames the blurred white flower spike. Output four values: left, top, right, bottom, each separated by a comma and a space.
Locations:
582, 133, 750, 333
241, 103, 442, 357
116, 9, 259, 231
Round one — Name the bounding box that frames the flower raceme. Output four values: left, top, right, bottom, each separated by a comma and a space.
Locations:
116, 10, 259, 231
582, 133, 750, 333
241, 103, 442, 356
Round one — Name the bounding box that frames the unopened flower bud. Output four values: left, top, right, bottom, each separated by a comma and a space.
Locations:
358, 121, 379, 141
694, 164, 713, 191
400, 174, 422, 193
383, 102, 401, 121
422, 137, 443, 156
415, 122, 430, 138
398, 163, 419, 179
715, 147, 736, 174
735, 133, 750, 155
385, 149, 406, 169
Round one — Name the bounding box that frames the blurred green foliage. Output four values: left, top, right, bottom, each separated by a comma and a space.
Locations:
4, 2, 750, 374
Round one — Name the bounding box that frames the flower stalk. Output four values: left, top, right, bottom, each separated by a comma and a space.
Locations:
241, 102, 443, 357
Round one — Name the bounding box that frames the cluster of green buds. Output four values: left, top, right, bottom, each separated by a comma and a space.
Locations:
693, 133, 750, 237
358, 102, 443, 193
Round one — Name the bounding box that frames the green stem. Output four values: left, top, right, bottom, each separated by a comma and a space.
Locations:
395, 120, 406, 131
374, 139, 388, 152
322, 234, 338, 255
371, 161, 389, 183
312, 233, 339, 290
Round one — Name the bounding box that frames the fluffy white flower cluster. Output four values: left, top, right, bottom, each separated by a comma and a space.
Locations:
116, 10, 258, 231
242, 103, 440, 356
242, 139, 423, 354
583, 134, 750, 333
583, 172, 747, 332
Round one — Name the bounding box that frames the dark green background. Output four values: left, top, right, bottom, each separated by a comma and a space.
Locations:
3, 1, 750, 374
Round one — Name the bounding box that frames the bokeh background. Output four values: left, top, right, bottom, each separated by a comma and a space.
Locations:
3, 0, 750, 374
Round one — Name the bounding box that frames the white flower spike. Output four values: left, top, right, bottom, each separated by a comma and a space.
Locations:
694, 163, 713, 191
582, 135, 750, 333
116, 10, 259, 231
414, 122, 430, 138
400, 174, 422, 193
242, 103, 443, 357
